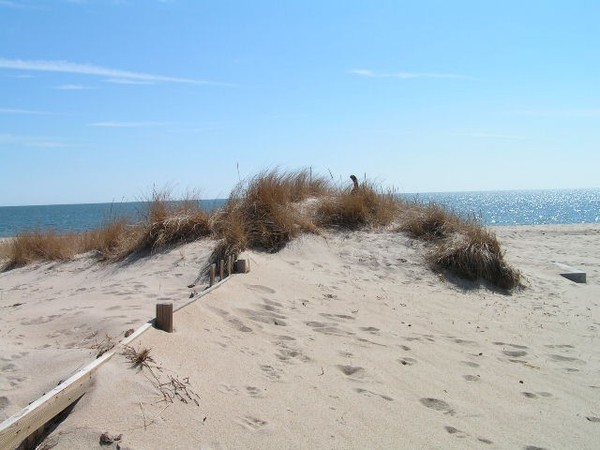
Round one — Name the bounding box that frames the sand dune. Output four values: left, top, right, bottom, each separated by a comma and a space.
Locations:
1, 225, 599, 449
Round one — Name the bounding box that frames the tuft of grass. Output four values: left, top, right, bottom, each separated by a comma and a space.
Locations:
79, 218, 133, 260
211, 169, 327, 261
2, 231, 76, 270
117, 190, 212, 258
428, 224, 521, 290
316, 182, 397, 230
122, 345, 154, 369
399, 202, 475, 241
397, 202, 521, 290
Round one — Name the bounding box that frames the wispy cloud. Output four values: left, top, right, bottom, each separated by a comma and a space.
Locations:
104, 78, 155, 85
0, 107, 53, 115
350, 68, 472, 80
0, 1, 26, 8
89, 121, 168, 128
515, 108, 600, 118
457, 132, 525, 140
0, 58, 236, 86
54, 84, 93, 90
0, 133, 71, 148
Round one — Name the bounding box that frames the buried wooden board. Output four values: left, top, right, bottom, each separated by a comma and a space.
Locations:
0, 351, 110, 450
554, 262, 587, 283
0, 274, 235, 449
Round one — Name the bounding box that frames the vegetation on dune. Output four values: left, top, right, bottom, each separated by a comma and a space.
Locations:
2, 231, 76, 270
0, 168, 521, 291
316, 181, 397, 230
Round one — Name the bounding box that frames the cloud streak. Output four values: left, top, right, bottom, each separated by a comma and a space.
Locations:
458, 132, 525, 140
350, 69, 472, 80
0, 58, 236, 86
54, 84, 93, 90
0, 1, 26, 8
0, 133, 71, 148
0, 107, 53, 115
516, 108, 600, 118
89, 121, 168, 128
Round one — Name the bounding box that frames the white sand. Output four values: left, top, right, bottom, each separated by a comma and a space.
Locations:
2, 225, 600, 449
0, 240, 215, 421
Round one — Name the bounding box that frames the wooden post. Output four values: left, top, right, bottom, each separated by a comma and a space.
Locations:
219, 259, 225, 281
227, 255, 233, 277
209, 263, 216, 286
235, 259, 250, 274
155, 302, 173, 333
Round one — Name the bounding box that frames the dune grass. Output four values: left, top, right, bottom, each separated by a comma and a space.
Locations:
0, 168, 521, 290
209, 169, 326, 263
316, 181, 398, 230
429, 224, 521, 290
126, 190, 211, 258
2, 231, 77, 270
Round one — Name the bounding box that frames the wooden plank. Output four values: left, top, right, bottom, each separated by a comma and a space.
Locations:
555, 262, 587, 283
0, 351, 112, 450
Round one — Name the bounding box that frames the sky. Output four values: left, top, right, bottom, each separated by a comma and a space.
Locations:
1, 0, 599, 206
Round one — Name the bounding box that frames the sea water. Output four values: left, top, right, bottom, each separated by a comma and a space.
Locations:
0, 199, 227, 238
0, 189, 598, 238
402, 188, 600, 226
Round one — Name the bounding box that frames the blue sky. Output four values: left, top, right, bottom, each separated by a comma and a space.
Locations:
1, 0, 599, 206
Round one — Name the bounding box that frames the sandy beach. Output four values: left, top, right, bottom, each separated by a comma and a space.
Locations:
1, 224, 599, 449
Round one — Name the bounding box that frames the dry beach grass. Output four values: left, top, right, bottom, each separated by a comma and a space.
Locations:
0, 169, 520, 290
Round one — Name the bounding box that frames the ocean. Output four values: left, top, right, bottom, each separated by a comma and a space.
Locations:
0, 189, 598, 238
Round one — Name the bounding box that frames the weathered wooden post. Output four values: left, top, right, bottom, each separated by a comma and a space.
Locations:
226, 255, 233, 277
219, 259, 225, 281
155, 302, 173, 333
235, 259, 250, 274
209, 263, 216, 286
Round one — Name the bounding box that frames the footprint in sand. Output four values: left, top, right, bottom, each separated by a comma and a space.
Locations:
547, 354, 585, 364
260, 365, 282, 381
494, 342, 529, 350
398, 357, 417, 366
235, 415, 268, 431
218, 384, 240, 395
463, 375, 480, 382
454, 338, 477, 346
0, 396, 9, 411
420, 398, 455, 415
337, 365, 366, 379
354, 388, 394, 402
444, 426, 468, 439
503, 350, 528, 358
275, 347, 310, 364
245, 284, 276, 295
545, 344, 574, 349
461, 361, 480, 368
245, 386, 264, 398
359, 326, 380, 334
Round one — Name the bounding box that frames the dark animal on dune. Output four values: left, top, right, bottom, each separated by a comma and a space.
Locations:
350, 175, 359, 194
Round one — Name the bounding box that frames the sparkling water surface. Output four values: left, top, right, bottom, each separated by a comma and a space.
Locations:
403, 189, 599, 226
0, 189, 598, 238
